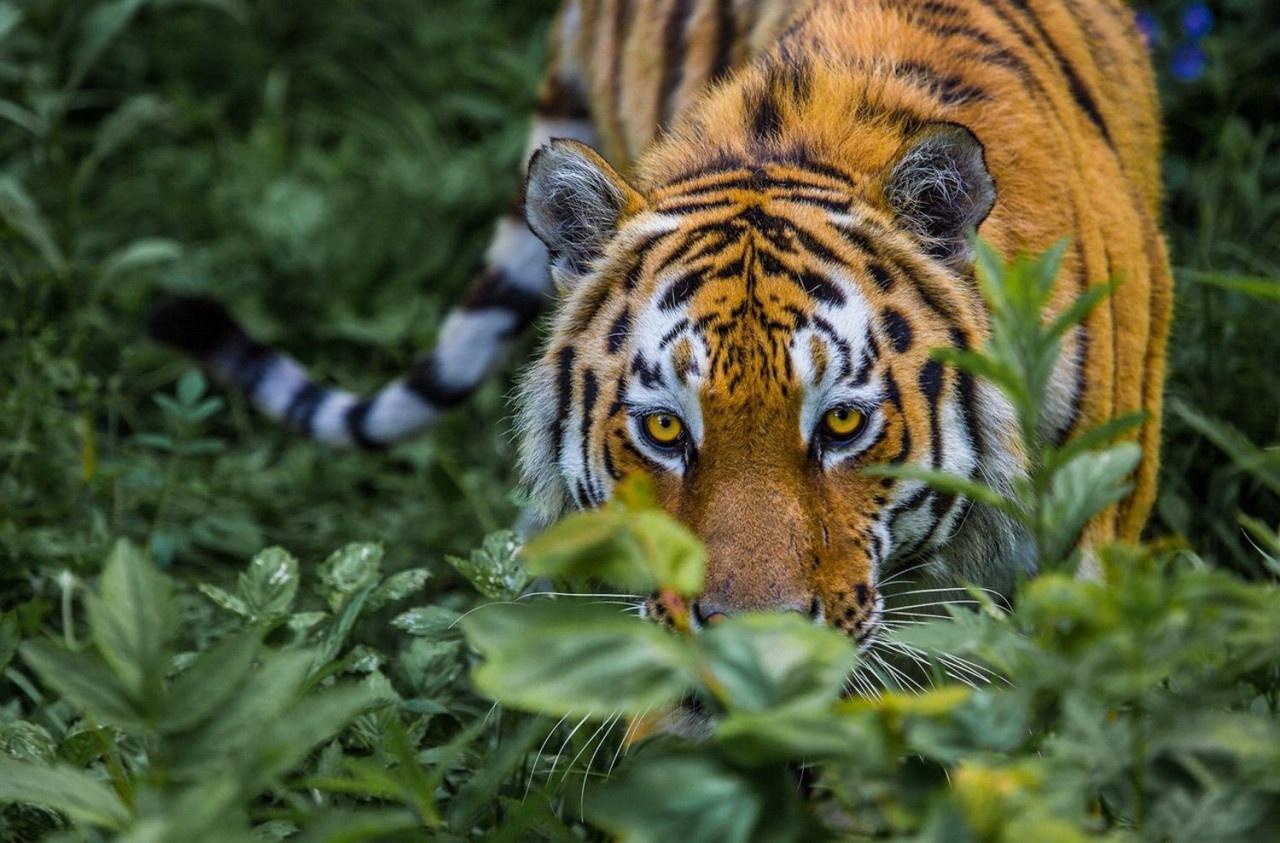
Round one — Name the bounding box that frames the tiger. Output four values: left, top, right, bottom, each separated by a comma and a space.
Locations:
150, 0, 1172, 643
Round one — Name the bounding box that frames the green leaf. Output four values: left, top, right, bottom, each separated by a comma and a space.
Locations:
86, 539, 175, 700
0, 175, 65, 273
74, 94, 170, 192
714, 707, 882, 765
523, 507, 704, 596
1179, 267, 1280, 301
629, 510, 705, 597
175, 649, 314, 777
1173, 399, 1280, 494
238, 546, 299, 620
19, 640, 146, 729
318, 543, 383, 611
367, 567, 431, 610
254, 683, 383, 781
1038, 442, 1142, 566
588, 753, 805, 843
159, 628, 261, 734
67, 0, 149, 91
0, 756, 130, 830
466, 602, 695, 716
1043, 411, 1146, 474
312, 586, 374, 672
390, 605, 461, 637
98, 237, 182, 284
198, 582, 251, 617
446, 529, 528, 599
699, 613, 857, 712
0, 611, 17, 672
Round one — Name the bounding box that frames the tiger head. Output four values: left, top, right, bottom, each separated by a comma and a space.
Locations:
517, 120, 1013, 646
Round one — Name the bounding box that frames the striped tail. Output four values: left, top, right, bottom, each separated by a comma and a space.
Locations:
146, 219, 550, 449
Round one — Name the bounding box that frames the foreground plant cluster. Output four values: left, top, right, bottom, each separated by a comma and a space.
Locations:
1, 1, 1279, 841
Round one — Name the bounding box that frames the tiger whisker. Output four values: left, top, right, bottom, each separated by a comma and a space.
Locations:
579, 714, 623, 819
546, 714, 590, 787
525, 712, 571, 800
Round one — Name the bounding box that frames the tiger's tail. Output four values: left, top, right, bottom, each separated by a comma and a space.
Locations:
146, 216, 550, 449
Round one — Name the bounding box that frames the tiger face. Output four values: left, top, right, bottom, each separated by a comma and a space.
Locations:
518, 127, 1015, 645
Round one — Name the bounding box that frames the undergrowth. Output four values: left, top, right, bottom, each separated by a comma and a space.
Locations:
1, 0, 1278, 840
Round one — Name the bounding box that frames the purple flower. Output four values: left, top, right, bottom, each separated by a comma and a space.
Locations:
1134, 9, 1159, 50
1171, 42, 1207, 82
1181, 2, 1214, 40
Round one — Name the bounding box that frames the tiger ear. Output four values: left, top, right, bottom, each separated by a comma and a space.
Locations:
524, 139, 643, 288
885, 123, 996, 268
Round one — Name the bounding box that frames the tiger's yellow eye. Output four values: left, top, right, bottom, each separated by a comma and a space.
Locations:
823, 406, 864, 439
644, 413, 684, 446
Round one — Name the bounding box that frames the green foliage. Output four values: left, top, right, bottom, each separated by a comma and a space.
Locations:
0, 0, 1277, 840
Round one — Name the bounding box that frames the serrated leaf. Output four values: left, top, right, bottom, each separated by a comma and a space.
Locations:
238, 546, 299, 620
159, 628, 261, 734
198, 582, 251, 617
367, 567, 431, 610
318, 543, 383, 611
0, 756, 130, 830
1038, 442, 1142, 566
447, 530, 528, 599
20, 641, 146, 729
86, 539, 175, 699
465, 602, 695, 716
391, 605, 461, 637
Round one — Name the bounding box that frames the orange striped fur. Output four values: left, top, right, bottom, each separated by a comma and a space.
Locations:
518, 0, 1172, 628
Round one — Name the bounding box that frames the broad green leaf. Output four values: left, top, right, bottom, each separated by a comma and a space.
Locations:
521, 509, 650, 591
1038, 442, 1141, 565
159, 628, 261, 734
318, 543, 383, 611
19, 641, 146, 729
0, 175, 64, 273
466, 602, 695, 716
588, 753, 792, 843
1043, 411, 1146, 474
446, 529, 527, 599
699, 613, 857, 712
238, 546, 299, 620
523, 507, 704, 596
289, 809, 422, 843
0, 756, 130, 830
86, 539, 175, 699
628, 510, 705, 596
0, 720, 56, 763
714, 707, 881, 765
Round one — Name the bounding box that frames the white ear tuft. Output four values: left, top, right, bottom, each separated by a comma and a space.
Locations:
524, 139, 641, 288
885, 123, 996, 268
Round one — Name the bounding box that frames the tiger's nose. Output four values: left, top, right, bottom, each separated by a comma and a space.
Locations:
691, 596, 822, 627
